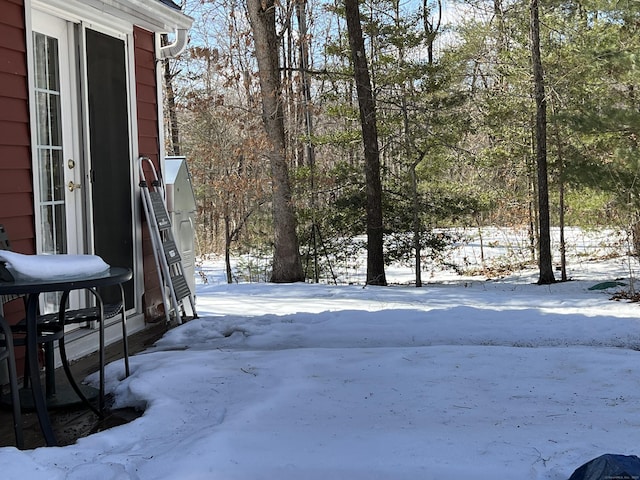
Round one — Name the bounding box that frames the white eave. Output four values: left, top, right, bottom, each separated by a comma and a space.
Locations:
85, 0, 193, 32
33, 0, 193, 33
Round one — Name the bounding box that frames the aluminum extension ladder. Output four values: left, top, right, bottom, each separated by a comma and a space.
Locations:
139, 156, 197, 324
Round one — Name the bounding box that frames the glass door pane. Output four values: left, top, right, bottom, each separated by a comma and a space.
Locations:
33, 32, 67, 256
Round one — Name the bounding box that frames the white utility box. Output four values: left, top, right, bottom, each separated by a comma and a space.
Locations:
164, 156, 197, 315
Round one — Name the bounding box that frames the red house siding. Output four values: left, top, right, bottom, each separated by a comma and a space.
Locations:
0, 4, 173, 326
0, 0, 31, 358
134, 26, 164, 321
0, 0, 35, 255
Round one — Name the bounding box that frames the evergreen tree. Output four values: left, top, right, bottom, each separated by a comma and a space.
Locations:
344, 0, 387, 286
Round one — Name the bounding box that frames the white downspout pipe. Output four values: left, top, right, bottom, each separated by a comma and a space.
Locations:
159, 28, 189, 59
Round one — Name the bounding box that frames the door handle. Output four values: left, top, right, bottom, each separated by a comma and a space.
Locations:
68, 181, 82, 192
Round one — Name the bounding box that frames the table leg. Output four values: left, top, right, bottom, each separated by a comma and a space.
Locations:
68, 288, 106, 415
44, 342, 56, 398
119, 284, 130, 378
96, 290, 105, 414
58, 289, 102, 417
25, 294, 57, 446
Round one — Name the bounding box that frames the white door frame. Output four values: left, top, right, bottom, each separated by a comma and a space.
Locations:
25, 5, 146, 357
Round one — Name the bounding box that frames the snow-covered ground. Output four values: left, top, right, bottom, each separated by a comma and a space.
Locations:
3, 227, 640, 479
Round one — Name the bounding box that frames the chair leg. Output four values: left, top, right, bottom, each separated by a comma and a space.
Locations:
20, 336, 59, 394
58, 334, 100, 417
22, 353, 30, 389
6, 341, 24, 449
0, 317, 23, 448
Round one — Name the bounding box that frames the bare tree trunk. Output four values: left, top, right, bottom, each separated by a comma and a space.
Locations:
559, 170, 566, 281
344, 0, 387, 286
410, 161, 422, 287
423, 0, 441, 66
297, 0, 320, 282
224, 213, 233, 283
527, 148, 537, 262
555, 127, 567, 281
161, 35, 180, 156
247, 0, 304, 283
530, 0, 555, 284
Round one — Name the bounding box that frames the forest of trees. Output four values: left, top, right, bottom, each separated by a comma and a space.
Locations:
164, 0, 640, 285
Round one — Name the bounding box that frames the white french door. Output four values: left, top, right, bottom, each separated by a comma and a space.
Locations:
31, 11, 83, 257
31, 11, 84, 313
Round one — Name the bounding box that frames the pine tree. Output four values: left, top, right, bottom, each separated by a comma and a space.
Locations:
344, 0, 387, 286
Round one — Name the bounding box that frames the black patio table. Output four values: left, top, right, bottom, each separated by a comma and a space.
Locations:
0, 266, 132, 446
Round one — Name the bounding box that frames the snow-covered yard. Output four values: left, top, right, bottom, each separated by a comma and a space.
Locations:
3, 227, 640, 479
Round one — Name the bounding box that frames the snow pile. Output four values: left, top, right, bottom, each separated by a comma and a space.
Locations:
4, 228, 640, 479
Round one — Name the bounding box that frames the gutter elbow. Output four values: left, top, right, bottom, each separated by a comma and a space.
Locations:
160, 29, 189, 60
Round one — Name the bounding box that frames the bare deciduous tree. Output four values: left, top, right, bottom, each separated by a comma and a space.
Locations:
247, 0, 305, 283
530, 0, 555, 284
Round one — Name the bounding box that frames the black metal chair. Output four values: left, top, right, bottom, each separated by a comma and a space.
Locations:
38, 284, 129, 416
0, 225, 129, 416
0, 313, 23, 448
0, 226, 65, 397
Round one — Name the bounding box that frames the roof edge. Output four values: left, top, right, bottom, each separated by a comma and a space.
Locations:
157, 0, 181, 10
32, 0, 193, 33
104, 0, 193, 31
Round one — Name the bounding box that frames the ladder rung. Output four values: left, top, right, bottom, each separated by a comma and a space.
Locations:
171, 274, 191, 301
163, 240, 182, 263
149, 192, 171, 230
